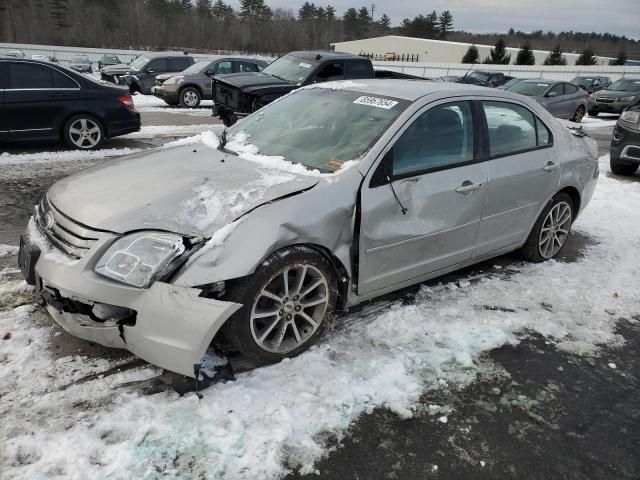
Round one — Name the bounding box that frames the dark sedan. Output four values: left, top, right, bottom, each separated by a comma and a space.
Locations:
610, 102, 640, 176
0, 59, 140, 150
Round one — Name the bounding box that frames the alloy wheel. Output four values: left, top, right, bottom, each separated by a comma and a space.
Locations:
249, 264, 329, 354
573, 106, 585, 123
539, 201, 572, 259
68, 118, 101, 149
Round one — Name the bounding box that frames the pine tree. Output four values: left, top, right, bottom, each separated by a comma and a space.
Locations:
614, 50, 627, 66
325, 4, 335, 21
378, 13, 391, 34
543, 44, 567, 65
575, 47, 597, 65
483, 37, 511, 64
461, 45, 479, 63
211, 0, 233, 21
239, 0, 271, 21
425, 10, 438, 38
298, 1, 315, 20
515, 42, 535, 65
49, 0, 70, 29
438, 10, 453, 38
343, 7, 358, 40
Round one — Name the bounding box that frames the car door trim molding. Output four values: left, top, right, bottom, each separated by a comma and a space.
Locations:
364, 218, 481, 254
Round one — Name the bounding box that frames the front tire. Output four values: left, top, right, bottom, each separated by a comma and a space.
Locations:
62, 114, 104, 150
224, 246, 337, 365
521, 192, 574, 262
572, 105, 585, 123
179, 87, 201, 108
610, 159, 639, 176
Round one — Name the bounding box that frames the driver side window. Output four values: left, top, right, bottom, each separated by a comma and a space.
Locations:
315, 62, 345, 82
392, 101, 474, 177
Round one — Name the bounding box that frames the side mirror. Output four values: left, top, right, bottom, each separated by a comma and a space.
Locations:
146, 69, 155, 74
546, 91, 559, 98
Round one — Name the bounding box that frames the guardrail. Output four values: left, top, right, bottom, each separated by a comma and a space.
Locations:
372, 61, 640, 81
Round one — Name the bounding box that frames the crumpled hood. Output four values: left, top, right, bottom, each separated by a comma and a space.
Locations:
101, 63, 135, 75
47, 141, 319, 237
215, 72, 296, 92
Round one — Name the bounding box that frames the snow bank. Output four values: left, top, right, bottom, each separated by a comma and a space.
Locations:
0, 244, 19, 259
1, 155, 639, 479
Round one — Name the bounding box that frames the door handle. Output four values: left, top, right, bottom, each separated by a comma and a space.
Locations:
455, 181, 482, 194
543, 161, 560, 172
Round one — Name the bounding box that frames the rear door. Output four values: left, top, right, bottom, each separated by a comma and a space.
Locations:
4, 62, 81, 141
474, 100, 559, 256
358, 99, 488, 294
563, 83, 581, 117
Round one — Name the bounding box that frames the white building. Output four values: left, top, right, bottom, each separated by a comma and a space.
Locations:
330, 35, 612, 66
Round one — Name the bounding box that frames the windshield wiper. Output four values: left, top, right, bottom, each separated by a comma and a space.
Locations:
217, 127, 237, 155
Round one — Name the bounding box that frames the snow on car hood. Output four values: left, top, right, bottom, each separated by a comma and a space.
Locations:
47, 133, 319, 236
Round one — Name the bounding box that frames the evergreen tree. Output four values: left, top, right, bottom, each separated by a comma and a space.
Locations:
438, 10, 453, 38
543, 44, 567, 65
211, 0, 233, 21
614, 49, 627, 65
425, 10, 438, 38
378, 13, 391, 34
461, 45, 479, 63
325, 4, 335, 20
49, 0, 70, 29
195, 0, 211, 17
575, 47, 597, 65
239, 0, 271, 21
343, 7, 359, 40
515, 42, 535, 65
298, 1, 315, 20
483, 37, 511, 64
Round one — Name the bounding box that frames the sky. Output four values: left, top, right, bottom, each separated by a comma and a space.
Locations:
229, 0, 640, 39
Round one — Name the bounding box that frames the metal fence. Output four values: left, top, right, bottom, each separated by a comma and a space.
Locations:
371, 61, 640, 81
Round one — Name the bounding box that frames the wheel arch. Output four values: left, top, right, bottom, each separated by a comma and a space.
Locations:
557, 185, 581, 218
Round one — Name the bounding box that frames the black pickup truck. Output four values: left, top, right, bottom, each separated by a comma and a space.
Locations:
454, 70, 513, 88
212, 50, 429, 126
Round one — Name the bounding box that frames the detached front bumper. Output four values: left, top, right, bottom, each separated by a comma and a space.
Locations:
21, 224, 241, 377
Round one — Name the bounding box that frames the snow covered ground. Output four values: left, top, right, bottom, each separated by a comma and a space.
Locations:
0, 154, 638, 479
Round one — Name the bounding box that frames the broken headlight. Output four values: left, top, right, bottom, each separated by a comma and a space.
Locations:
94, 232, 185, 288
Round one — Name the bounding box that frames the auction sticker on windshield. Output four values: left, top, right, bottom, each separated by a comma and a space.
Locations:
353, 96, 399, 109
299, 62, 312, 68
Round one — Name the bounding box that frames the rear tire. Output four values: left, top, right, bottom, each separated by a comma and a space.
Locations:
223, 245, 337, 365
179, 87, 201, 108
588, 110, 599, 117
62, 114, 104, 150
572, 105, 585, 123
610, 159, 639, 176
521, 192, 574, 263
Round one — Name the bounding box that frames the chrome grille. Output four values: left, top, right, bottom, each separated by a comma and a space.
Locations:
35, 196, 100, 258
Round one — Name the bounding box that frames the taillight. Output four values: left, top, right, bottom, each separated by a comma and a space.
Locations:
118, 95, 135, 109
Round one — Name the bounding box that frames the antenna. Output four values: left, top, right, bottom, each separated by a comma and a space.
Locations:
370, 3, 375, 20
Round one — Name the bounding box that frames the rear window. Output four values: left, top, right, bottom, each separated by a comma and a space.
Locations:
565, 83, 578, 94
510, 82, 551, 96
8, 63, 78, 89
346, 62, 371, 78
168, 58, 191, 71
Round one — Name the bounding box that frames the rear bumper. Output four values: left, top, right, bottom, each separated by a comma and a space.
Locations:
152, 86, 179, 103
106, 111, 141, 138
24, 219, 241, 378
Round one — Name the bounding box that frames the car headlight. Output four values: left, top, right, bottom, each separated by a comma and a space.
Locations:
620, 110, 640, 130
164, 76, 184, 85
94, 232, 186, 288
618, 96, 635, 102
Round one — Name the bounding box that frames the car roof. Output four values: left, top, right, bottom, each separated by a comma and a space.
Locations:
520, 79, 558, 84
141, 51, 194, 58
287, 50, 362, 61
311, 78, 531, 101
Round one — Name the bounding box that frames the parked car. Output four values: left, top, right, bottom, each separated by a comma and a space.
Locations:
609, 102, 640, 176
98, 54, 121, 70
588, 78, 640, 116
212, 50, 429, 126
4, 50, 25, 59
100, 52, 195, 94
0, 59, 140, 150
437, 75, 462, 83
497, 77, 535, 90
31, 54, 51, 62
506, 79, 588, 122
69, 55, 92, 73
570, 75, 611, 95
456, 70, 513, 88
152, 57, 267, 107
18, 80, 598, 377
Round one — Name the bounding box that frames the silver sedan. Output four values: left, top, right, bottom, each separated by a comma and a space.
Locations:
505, 79, 589, 122
19, 80, 599, 377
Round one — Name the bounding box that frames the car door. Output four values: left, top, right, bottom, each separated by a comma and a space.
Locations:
4, 61, 81, 141
140, 58, 168, 91
474, 100, 559, 256
358, 99, 488, 295
563, 83, 581, 117
541, 83, 566, 117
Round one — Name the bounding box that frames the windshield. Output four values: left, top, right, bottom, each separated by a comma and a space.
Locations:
607, 79, 640, 92
470, 71, 490, 82
510, 82, 551, 96
129, 55, 149, 71
571, 77, 596, 87
226, 87, 408, 172
72, 56, 89, 62
182, 60, 210, 74
261, 55, 317, 84
502, 78, 525, 89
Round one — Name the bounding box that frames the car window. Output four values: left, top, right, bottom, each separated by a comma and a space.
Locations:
536, 118, 552, 146
346, 62, 370, 78
236, 61, 260, 73
565, 83, 578, 94
168, 58, 191, 71
548, 84, 563, 97
8, 63, 76, 89
315, 62, 345, 82
212, 61, 233, 74
483, 101, 538, 156
147, 59, 168, 72
392, 101, 474, 176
